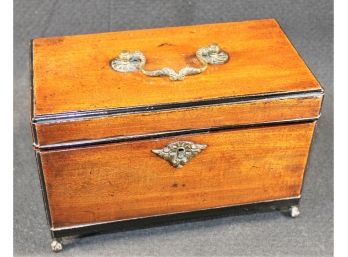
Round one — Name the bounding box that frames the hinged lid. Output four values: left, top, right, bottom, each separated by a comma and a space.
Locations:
31, 19, 323, 149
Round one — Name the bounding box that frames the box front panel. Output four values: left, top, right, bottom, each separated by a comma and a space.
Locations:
39, 122, 315, 228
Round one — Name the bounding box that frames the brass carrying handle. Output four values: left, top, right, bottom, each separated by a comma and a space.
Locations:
110, 44, 229, 81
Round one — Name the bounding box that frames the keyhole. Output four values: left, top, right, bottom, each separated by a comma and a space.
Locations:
177, 147, 185, 159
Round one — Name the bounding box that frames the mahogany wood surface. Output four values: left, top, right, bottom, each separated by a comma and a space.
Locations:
39, 122, 315, 228
35, 95, 322, 146
32, 19, 322, 116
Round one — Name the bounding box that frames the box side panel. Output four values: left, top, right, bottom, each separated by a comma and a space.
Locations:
39, 122, 315, 228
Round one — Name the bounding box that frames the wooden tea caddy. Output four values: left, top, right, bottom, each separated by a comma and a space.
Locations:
31, 19, 323, 252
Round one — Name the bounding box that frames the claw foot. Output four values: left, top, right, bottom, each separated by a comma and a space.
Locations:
51, 239, 63, 253
289, 205, 300, 218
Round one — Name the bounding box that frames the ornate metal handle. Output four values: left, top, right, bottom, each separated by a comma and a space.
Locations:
152, 141, 207, 168
110, 44, 229, 81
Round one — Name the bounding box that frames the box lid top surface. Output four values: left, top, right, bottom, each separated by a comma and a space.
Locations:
32, 19, 321, 117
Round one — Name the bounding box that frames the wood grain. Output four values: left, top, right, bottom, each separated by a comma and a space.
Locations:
35, 95, 322, 146
39, 122, 315, 228
32, 19, 322, 116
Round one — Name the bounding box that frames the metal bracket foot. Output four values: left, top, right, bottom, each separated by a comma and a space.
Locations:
289, 205, 300, 218
51, 239, 63, 253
